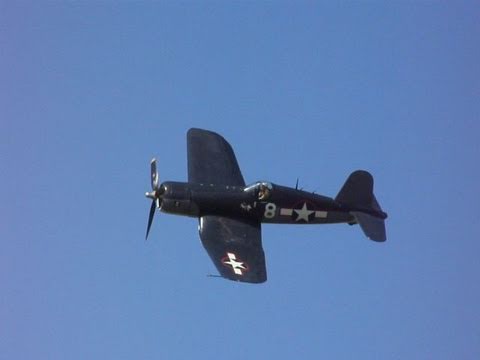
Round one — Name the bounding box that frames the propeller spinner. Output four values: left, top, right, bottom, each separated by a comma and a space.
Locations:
145, 158, 164, 239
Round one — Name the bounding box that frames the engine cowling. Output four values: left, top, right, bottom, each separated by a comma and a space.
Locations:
160, 182, 199, 217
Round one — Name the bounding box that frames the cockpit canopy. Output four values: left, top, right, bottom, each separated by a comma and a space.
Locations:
244, 181, 273, 200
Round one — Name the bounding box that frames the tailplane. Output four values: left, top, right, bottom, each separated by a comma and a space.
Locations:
336, 170, 387, 242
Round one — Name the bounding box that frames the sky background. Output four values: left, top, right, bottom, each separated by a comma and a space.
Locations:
2, 1, 479, 359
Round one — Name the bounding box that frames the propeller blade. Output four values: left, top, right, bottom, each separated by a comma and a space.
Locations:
145, 200, 156, 240
150, 158, 159, 190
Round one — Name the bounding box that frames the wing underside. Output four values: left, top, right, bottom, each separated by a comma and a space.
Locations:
187, 128, 245, 186
199, 215, 267, 283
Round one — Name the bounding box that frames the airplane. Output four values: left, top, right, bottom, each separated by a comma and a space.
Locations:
145, 128, 387, 283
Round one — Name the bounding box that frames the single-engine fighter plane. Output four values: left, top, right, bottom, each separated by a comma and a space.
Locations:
145, 128, 387, 283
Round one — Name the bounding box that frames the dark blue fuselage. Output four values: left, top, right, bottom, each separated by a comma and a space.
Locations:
159, 181, 355, 225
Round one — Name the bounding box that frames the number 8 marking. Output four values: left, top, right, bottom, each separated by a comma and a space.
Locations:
264, 203, 276, 219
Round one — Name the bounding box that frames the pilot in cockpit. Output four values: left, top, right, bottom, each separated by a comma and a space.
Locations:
258, 183, 270, 200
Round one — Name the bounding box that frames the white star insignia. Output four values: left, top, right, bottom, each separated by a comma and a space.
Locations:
240, 203, 252, 211
294, 202, 314, 222
222, 252, 248, 275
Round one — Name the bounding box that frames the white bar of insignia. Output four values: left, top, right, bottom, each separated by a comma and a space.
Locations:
315, 211, 328, 218
280, 208, 293, 216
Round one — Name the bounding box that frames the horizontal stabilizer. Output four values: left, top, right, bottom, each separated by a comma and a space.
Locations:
351, 211, 386, 242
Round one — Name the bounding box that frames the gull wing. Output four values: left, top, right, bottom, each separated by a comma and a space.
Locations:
199, 215, 266, 283
187, 128, 245, 186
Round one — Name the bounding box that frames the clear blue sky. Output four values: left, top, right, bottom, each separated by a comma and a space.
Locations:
2, 2, 479, 359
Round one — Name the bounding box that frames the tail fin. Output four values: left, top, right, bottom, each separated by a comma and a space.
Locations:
336, 170, 387, 242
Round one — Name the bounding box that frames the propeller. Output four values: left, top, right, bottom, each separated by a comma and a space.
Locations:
145, 158, 164, 239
